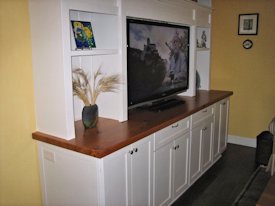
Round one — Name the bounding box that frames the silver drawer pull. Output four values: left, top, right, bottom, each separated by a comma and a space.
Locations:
172, 124, 179, 128
203, 109, 208, 113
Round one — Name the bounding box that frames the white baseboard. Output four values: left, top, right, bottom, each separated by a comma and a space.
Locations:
228, 135, 256, 148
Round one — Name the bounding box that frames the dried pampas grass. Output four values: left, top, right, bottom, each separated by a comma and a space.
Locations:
72, 67, 120, 106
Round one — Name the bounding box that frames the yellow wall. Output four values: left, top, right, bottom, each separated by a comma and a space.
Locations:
211, 0, 275, 138
0, 0, 274, 204
0, 0, 42, 205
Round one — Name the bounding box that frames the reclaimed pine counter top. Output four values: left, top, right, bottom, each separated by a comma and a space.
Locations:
32, 90, 233, 158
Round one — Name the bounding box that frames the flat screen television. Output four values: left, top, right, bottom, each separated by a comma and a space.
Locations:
127, 18, 190, 110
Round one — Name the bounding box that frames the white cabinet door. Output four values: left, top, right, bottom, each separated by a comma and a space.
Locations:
103, 146, 129, 206
201, 118, 213, 172
154, 141, 174, 206
213, 103, 221, 162
219, 99, 229, 153
104, 135, 153, 206
173, 132, 190, 199
153, 118, 190, 206
130, 136, 153, 206
189, 123, 202, 185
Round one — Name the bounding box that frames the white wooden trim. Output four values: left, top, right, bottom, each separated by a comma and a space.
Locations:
227, 135, 256, 148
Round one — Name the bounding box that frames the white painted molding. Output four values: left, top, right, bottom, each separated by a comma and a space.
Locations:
228, 135, 256, 148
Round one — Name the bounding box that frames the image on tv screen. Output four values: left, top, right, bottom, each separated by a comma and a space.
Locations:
127, 19, 189, 106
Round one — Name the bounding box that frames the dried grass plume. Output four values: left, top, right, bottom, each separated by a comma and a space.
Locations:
72, 67, 120, 106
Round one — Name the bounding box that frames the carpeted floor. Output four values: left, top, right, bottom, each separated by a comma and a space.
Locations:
173, 144, 259, 206
232, 166, 270, 206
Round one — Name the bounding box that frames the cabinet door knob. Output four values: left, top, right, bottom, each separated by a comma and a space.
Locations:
129, 150, 134, 155
134, 148, 138, 153
203, 109, 207, 113
174, 145, 180, 150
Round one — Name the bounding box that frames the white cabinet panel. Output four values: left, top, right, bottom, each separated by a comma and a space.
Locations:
154, 118, 190, 206
189, 124, 202, 185
103, 135, 153, 206
173, 132, 190, 199
213, 98, 230, 161
191, 105, 212, 126
103, 146, 128, 206
219, 98, 229, 153
130, 137, 153, 206
38, 142, 101, 206
154, 118, 190, 150
213, 102, 221, 162
154, 141, 174, 206
190, 109, 214, 185
201, 118, 213, 172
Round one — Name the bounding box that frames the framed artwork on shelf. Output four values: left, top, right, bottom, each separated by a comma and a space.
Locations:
71, 21, 96, 49
238, 13, 259, 35
197, 30, 208, 49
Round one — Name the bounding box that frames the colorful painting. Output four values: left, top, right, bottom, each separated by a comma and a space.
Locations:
71, 21, 96, 49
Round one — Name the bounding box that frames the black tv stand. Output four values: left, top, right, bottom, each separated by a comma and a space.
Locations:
140, 98, 185, 112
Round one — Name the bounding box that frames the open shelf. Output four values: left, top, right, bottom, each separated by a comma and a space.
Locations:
70, 10, 118, 52
196, 47, 210, 51
70, 49, 118, 57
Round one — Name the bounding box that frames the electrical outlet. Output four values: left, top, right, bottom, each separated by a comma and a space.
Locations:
43, 149, 55, 162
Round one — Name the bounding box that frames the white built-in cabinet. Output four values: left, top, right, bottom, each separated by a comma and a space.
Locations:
103, 135, 153, 206
38, 98, 229, 206
29, 0, 224, 205
153, 118, 190, 206
37, 99, 230, 206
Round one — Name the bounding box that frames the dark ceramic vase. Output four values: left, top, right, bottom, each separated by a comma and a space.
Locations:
82, 104, 98, 129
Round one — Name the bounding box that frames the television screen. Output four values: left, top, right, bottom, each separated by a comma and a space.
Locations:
127, 18, 190, 108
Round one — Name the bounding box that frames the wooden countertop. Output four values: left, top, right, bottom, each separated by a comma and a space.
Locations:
32, 90, 233, 158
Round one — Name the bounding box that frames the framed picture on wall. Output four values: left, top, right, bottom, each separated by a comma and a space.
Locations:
238, 13, 259, 35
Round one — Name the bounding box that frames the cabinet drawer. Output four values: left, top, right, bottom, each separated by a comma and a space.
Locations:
217, 97, 229, 106
191, 106, 213, 127
154, 117, 190, 150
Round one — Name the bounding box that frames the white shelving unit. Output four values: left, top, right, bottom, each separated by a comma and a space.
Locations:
29, 0, 125, 140
67, 8, 122, 122
192, 0, 212, 91
196, 26, 211, 90
29, 0, 212, 140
